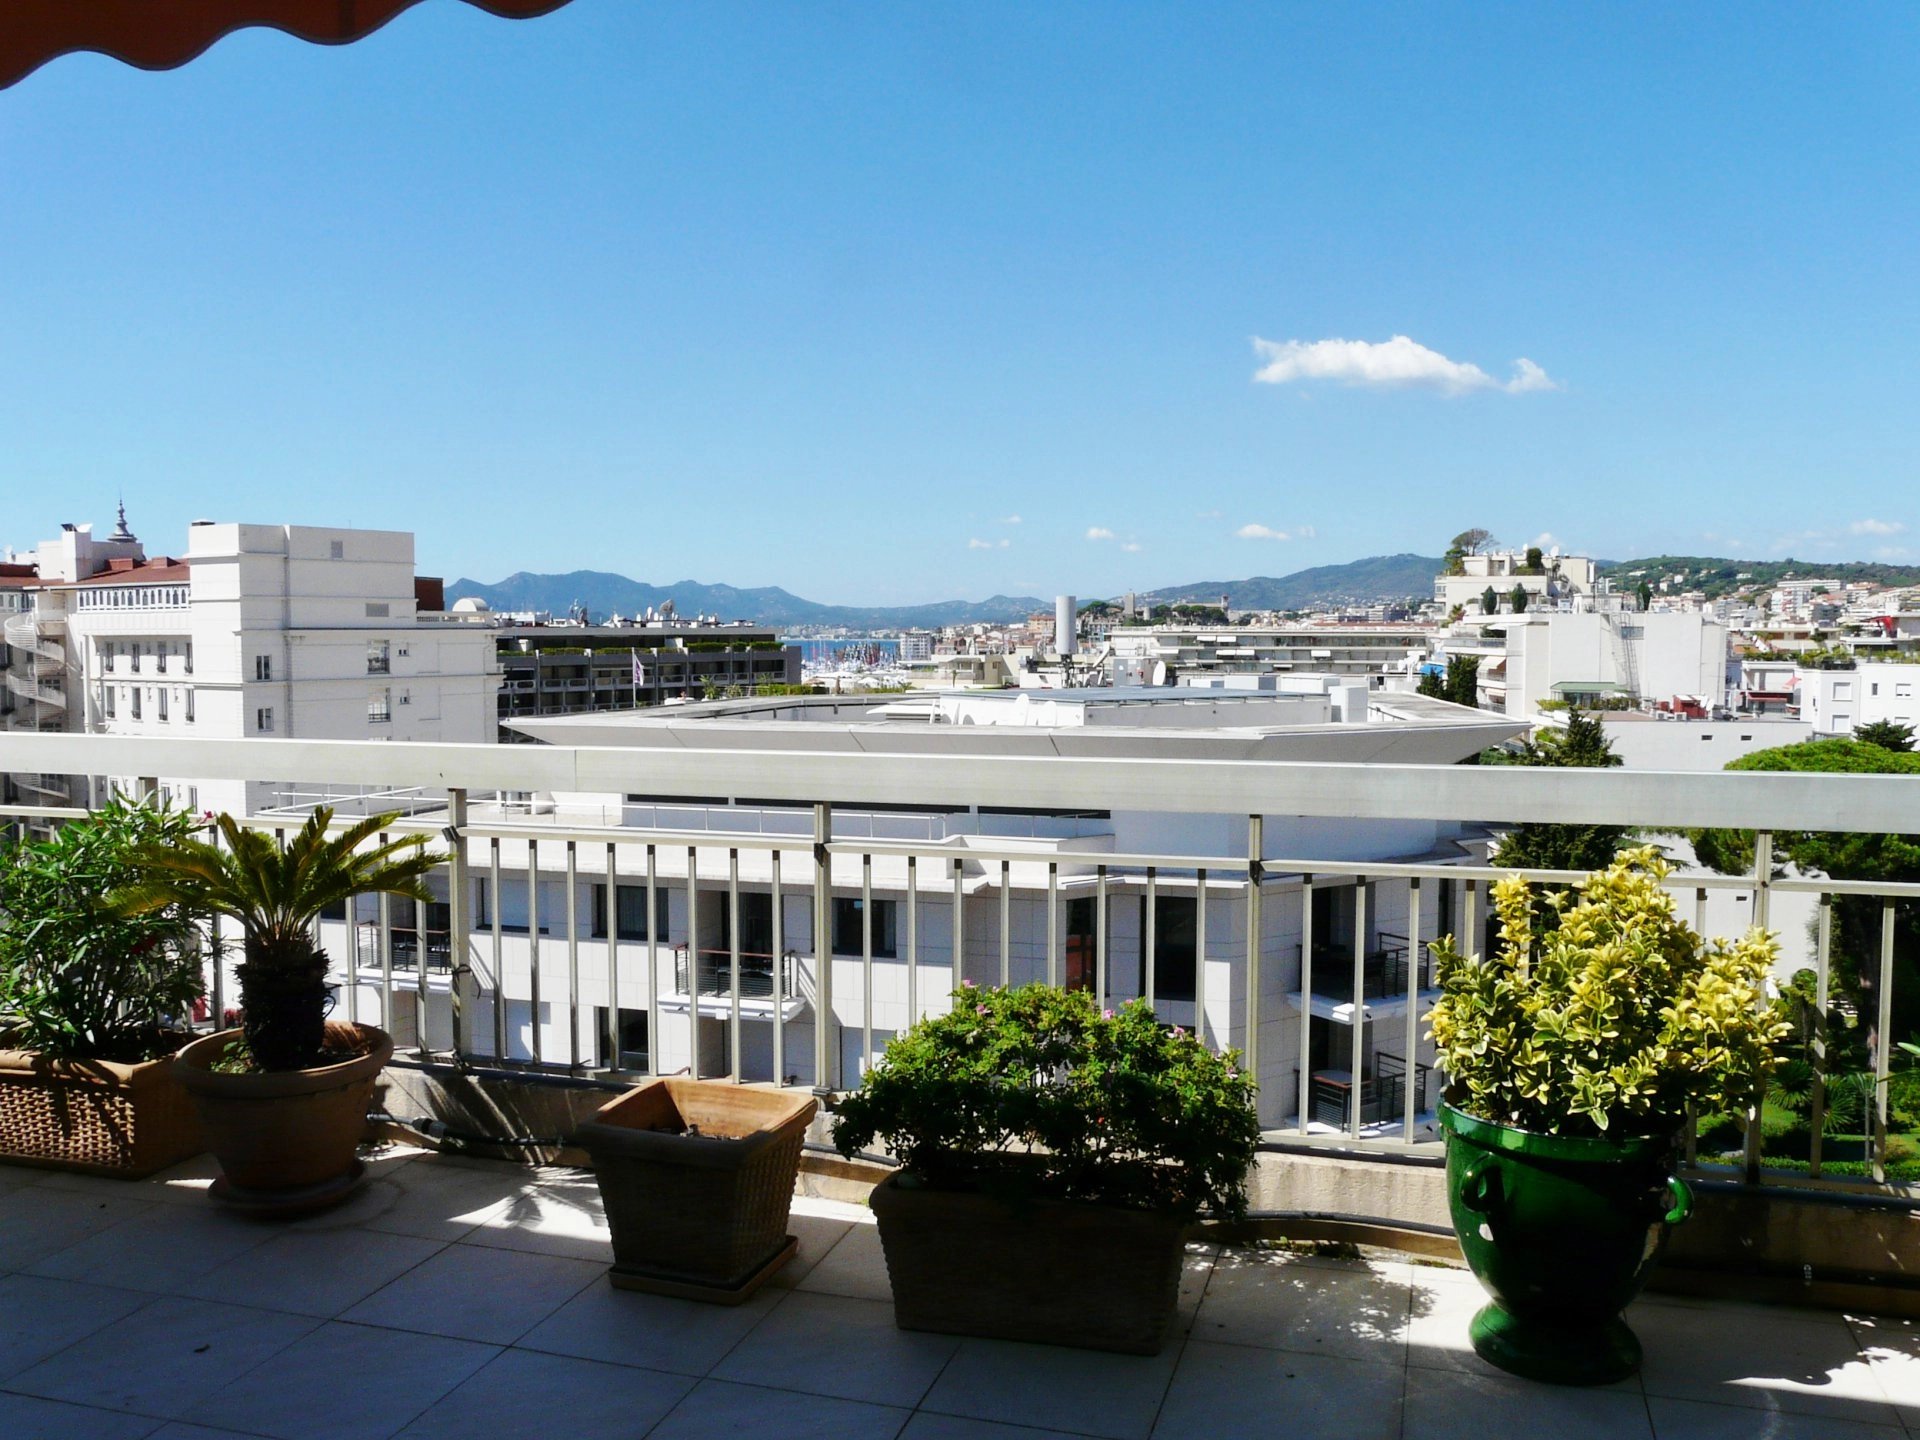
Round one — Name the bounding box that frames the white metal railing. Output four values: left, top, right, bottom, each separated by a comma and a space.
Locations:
4, 731, 1920, 1196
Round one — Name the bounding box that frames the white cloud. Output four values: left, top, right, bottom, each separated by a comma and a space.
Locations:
1851, 518, 1906, 536
1085, 526, 1116, 542
1001, 514, 1022, 525
1296, 523, 1317, 539
1236, 523, 1289, 541
1121, 542, 1143, 553
1530, 532, 1558, 550
1195, 508, 1223, 520
1251, 334, 1558, 395
967, 538, 1009, 550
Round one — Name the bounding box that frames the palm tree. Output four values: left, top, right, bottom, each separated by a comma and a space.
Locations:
115, 808, 437, 1071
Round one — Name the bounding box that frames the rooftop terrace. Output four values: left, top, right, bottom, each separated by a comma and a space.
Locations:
5, 1146, 1920, 1440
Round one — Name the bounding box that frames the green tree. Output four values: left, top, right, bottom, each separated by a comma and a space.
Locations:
1856, 720, 1917, 753
1693, 740, 1920, 1048
1488, 711, 1628, 871
1523, 545, 1544, 573
1481, 586, 1499, 615
1636, 580, 1654, 612
1444, 654, 1481, 708
1509, 585, 1529, 614
1452, 527, 1494, 557
1417, 668, 1446, 700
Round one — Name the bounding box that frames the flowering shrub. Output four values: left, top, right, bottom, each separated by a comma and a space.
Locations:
1427, 847, 1787, 1138
831, 982, 1259, 1221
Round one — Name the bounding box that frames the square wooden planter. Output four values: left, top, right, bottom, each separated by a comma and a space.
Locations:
0, 1045, 204, 1178
577, 1077, 818, 1303
869, 1172, 1189, 1354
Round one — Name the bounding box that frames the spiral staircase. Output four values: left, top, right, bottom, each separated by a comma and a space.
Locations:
2, 610, 71, 811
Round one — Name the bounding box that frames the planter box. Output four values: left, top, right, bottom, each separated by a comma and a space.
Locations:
577, 1078, 817, 1302
869, 1171, 1188, 1354
0, 1045, 203, 1178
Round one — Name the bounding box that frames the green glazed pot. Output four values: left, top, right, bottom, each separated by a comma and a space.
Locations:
1439, 1102, 1692, 1386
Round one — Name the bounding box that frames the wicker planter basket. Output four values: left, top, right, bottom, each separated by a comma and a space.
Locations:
869, 1171, 1189, 1355
0, 1044, 203, 1178
578, 1078, 818, 1303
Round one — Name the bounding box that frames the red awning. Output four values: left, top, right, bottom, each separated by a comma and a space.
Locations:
2, 0, 576, 90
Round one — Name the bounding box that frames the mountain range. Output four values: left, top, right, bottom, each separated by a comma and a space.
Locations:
445, 553, 1447, 628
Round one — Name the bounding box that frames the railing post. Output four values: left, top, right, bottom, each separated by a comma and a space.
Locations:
1745, 831, 1774, 1184
1245, 815, 1263, 1094
446, 789, 469, 1063
812, 802, 834, 1094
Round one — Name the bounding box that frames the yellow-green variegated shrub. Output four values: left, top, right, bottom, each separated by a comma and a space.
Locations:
1427, 848, 1787, 1139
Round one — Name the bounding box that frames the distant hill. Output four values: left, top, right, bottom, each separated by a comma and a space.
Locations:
444, 571, 1048, 629
1601, 555, 1920, 599
1144, 553, 1444, 610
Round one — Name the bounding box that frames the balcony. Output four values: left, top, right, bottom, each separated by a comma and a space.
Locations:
5, 1146, 1917, 1440
354, 922, 452, 978
662, 945, 808, 1021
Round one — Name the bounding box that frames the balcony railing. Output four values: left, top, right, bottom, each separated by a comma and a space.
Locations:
1300, 932, 1428, 1002
5, 729, 1920, 1196
356, 922, 452, 973
1294, 1054, 1435, 1129
671, 945, 801, 1002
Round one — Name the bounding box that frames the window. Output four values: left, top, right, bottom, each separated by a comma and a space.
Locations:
477, 879, 556, 935
1835, 682, 1853, 700
329, 540, 345, 559
183, 642, 193, 675
1899, 683, 1914, 699
833, 897, 897, 958
590, 883, 669, 941
595, 1006, 649, 1070
255, 655, 272, 681
185, 689, 195, 724
256, 706, 274, 733
156, 689, 168, 722
366, 602, 389, 618
1140, 894, 1197, 1002
368, 642, 390, 675
130, 687, 142, 720
103, 687, 115, 718
156, 648, 167, 674
368, 688, 392, 724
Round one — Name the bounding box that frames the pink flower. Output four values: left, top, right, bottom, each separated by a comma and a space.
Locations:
961, 979, 976, 988
1172, 1026, 1187, 1037
1102, 1009, 1114, 1019
976, 1004, 989, 1016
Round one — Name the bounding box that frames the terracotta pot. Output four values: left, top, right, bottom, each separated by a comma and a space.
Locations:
0, 1043, 202, 1178
868, 1172, 1188, 1354
175, 1021, 390, 1211
578, 1077, 817, 1302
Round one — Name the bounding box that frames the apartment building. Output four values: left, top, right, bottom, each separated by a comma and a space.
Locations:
1, 515, 498, 815
1108, 624, 1433, 684
325, 681, 1525, 1134
1795, 661, 1920, 737
488, 619, 801, 743
1432, 550, 1600, 613
1487, 611, 1731, 716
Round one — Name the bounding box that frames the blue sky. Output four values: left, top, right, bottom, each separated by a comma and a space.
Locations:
4, 3, 1919, 603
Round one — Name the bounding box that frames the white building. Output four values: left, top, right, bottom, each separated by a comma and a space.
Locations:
1108, 625, 1433, 684
1491, 611, 1730, 717
1795, 662, 1920, 737
1433, 550, 1599, 614
325, 682, 1526, 1135
1, 515, 498, 815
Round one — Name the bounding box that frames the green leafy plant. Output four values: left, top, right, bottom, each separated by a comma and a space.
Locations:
1486, 711, 1629, 872
0, 799, 205, 1063
1427, 848, 1787, 1137
831, 983, 1259, 1221
113, 808, 437, 1072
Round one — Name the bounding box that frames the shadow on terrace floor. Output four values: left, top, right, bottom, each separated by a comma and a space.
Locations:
0, 1145, 1914, 1440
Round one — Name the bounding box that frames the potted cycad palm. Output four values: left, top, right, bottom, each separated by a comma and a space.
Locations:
115, 808, 436, 1211
832, 983, 1259, 1354
1427, 847, 1785, 1385
0, 799, 205, 1176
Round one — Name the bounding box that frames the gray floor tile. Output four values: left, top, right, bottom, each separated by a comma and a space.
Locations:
0, 1186, 156, 1271
1632, 1300, 1901, 1424
341, 1242, 602, 1344
182, 1228, 446, 1317
515, 1277, 787, 1375
27, 1201, 276, 1293
1153, 1340, 1403, 1440
900, 1417, 1090, 1440
647, 1378, 911, 1440
292, 1159, 519, 1243
1647, 1395, 1904, 1437
0, 1391, 164, 1439
795, 1220, 894, 1302
1403, 1365, 1654, 1439
765, 1212, 858, 1290
395, 1348, 695, 1440
31, 1154, 225, 1206
8, 1295, 319, 1420
714, 1290, 957, 1408
1845, 1312, 1920, 1430
923, 1331, 1180, 1440
1192, 1249, 1411, 1361
459, 1170, 613, 1262
186, 1320, 497, 1440
0, 1272, 154, 1380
